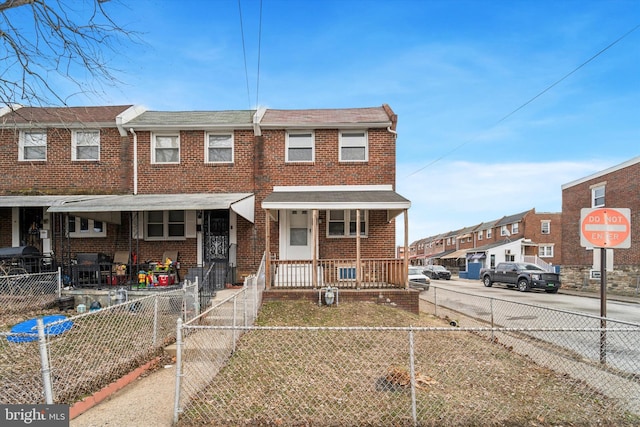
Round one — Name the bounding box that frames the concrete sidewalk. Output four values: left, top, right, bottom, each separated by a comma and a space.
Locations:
70, 288, 241, 427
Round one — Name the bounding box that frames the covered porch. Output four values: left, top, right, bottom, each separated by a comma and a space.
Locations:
261, 185, 411, 290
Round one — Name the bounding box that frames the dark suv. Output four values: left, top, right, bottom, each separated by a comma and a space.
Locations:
423, 265, 451, 280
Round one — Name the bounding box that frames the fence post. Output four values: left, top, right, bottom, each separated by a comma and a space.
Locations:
37, 317, 54, 404
490, 298, 494, 342
153, 295, 159, 347
433, 287, 437, 317
243, 288, 248, 327
172, 317, 183, 425
233, 295, 238, 353
408, 328, 418, 426
57, 267, 62, 298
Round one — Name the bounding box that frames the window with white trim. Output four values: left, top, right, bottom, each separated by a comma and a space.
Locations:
486, 228, 492, 238
286, 131, 314, 162
539, 244, 554, 258
19, 130, 47, 161
500, 225, 509, 236
541, 220, 550, 234
327, 209, 367, 237
478, 230, 483, 240
67, 216, 106, 238
206, 133, 233, 163
339, 130, 368, 162
592, 185, 605, 207
152, 134, 180, 164
146, 210, 185, 240
72, 130, 100, 161
511, 223, 519, 234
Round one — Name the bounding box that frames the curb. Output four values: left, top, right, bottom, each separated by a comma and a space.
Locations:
69, 356, 161, 420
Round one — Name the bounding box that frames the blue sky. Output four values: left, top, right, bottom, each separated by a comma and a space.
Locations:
8, 0, 640, 245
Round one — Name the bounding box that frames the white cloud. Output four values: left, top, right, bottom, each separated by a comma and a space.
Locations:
395, 159, 607, 245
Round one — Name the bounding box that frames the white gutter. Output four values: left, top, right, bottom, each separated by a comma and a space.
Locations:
253, 106, 267, 136
116, 105, 147, 136
129, 128, 138, 194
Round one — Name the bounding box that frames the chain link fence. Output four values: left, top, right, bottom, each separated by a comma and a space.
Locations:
0, 280, 199, 405
173, 280, 640, 426
0, 270, 60, 316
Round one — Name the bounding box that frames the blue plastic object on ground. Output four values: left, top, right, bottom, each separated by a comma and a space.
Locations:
7, 315, 73, 343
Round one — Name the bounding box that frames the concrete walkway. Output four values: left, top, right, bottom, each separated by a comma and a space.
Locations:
70, 288, 240, 427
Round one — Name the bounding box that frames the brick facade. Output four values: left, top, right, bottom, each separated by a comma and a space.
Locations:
0, 105, 402, 282
561, 157, 640, 295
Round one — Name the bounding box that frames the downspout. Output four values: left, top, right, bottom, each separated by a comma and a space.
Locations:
129, 128, 138, 195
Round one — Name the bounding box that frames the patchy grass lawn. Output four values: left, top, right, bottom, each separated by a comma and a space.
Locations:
178, 300, 639, 426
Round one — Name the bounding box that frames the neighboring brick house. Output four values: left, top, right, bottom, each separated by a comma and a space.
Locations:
0, 104, 409, 293
407, 208, 562, 278
561, 156, 640, 295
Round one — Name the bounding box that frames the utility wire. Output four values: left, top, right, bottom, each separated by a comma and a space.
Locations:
406, 23, 640, 178
238, 0, 252, 109
255, 0, 263, 108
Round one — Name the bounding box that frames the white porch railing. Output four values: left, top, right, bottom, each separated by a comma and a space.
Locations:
523, 255, 555, 272
269, 258, 406, 289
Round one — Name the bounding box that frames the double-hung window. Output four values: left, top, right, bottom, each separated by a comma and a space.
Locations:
500, 225, 509, 236
206, 133, 233, 163
286, 131, 314, 162
592, 185, 605, 207
486, 228, 492, 238
72, 130, 100, 161
339, 130, 368, 162
539, 245, 554, 258
327, 209, 367, 237
478, 230, 483, 240
19, 130, 47, 161
153, 134, 180, 164
511, 223, 519, 234
146, 210, 185, 240
541, 220, 550, 234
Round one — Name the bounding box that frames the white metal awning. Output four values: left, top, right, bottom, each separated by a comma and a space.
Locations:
45, 193, 255, 224
261, 185, 410, 221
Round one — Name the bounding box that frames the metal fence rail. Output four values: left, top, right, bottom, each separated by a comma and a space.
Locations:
0, 281, 199, 405
422, 284, 640, 375
0, 270, 60, 316
173, 325, 640, 426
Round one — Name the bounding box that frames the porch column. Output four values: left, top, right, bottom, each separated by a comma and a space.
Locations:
312, 209, 318, 288
265, 209, 271, 290
404, 208, 409, 289
356, 209, 361, 288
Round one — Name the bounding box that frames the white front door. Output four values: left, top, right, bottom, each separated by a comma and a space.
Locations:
282, 210, 312, 260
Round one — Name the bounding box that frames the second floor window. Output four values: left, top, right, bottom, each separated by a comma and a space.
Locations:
339, 130, 368, 162
206, 133, 233, 163
500, 225, 509, 236
486, 228, 492, 238
286, 131, 314, 162
478, 230, 483, 240
541, 220, 550, 234
153, 134, 180, 164
72, 130, 100, 161
511, 223, 519, 234
19, 130, 47, 161
592, 185, 605, 207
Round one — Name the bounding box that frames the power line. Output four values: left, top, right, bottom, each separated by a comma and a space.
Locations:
255, 0, 263, 108
238, 0, 252, 109
406, 23, 640, 178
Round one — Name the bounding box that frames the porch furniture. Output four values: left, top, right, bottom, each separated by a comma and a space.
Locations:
110, 251, 130, 286
73, 253, 111, 287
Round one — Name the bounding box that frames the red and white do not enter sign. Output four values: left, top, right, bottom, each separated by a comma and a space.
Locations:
580, 208, 631, 249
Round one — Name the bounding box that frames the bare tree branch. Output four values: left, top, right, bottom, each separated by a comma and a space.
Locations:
0, 0, 138, 108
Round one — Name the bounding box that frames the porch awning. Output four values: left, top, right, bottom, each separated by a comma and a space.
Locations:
0, 195, 93, 207
46, 193, 255, 224
261, 185, 410, 221
440, 248, 468, 260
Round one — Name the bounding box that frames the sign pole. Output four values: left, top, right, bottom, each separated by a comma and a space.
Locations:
599, 247, 607, 365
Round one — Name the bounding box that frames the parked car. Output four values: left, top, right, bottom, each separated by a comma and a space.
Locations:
423, 265, 451, 280
480, 262, 560, 293
408, 266, 430, 290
